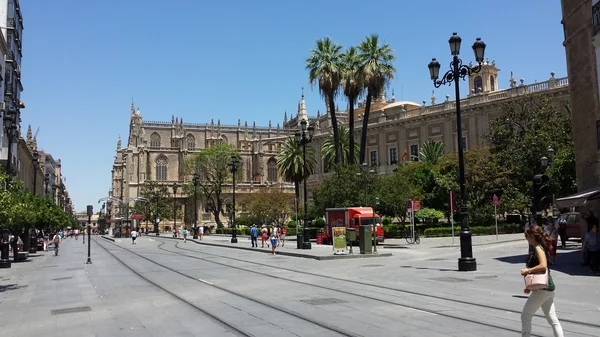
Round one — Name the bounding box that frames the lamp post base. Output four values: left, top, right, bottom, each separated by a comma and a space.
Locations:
0, 260, 11, 269
458, 257, 477, 271
231, 237, 238, 244
302, 242, 312, 250
86, 258, 92, 264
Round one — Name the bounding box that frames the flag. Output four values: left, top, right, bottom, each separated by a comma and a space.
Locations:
401, 148, 408, 161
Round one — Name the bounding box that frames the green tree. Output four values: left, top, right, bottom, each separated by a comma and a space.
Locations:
486, 95, 574, 205
132, 181, 173, 231
321, 126, 359, 168
246, 190, 294, 225
185, 143, 239, 227
375, 171, 416, 222
419, 140, 445, 165
358, 34, 396, 164
312, 165, 362, 216
340, 46, 364, 165
276, 137, 316, 200
306, 37, 343, 164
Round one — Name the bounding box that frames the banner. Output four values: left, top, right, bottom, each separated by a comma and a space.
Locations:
332, 227, 347, 255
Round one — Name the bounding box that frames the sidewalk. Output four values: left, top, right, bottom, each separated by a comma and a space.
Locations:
381, 233, 526, 248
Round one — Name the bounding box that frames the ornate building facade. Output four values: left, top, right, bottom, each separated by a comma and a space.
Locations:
111, 61, 570, 230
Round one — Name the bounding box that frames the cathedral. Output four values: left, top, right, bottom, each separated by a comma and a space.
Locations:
109, 61, 570, 231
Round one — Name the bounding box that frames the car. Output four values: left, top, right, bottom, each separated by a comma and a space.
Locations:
560, 212, 583, 240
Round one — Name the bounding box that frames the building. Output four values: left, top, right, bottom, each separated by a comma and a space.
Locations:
559, 0, 600, 217
109, 104, 295, 232
16, 131, 43, 194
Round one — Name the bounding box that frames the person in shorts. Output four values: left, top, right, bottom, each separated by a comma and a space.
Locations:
183, 228, 188, 243
261, 225, 268, 247
280, 226, 286, 247
131, 229, 138, 244
270, 231, 278, 255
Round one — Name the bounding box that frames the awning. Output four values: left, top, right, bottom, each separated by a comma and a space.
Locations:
555, 187, 600, 209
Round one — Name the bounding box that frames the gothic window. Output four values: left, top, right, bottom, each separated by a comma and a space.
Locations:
490, 75, 495, 91
186, 134, 195, 150
246, 158, 252, 182
474, 76, 483, 93
267, 157, 277, 182
155, 155, 168, 181
150, 133, 161, 148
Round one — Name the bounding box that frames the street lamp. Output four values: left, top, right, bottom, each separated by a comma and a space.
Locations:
229, 155, 241, 244
32, 152, 39, 195
294, 119, 314, 250
192, 173, 200, 239
428, 32, 486, 272
533, 147, 555, 224
357, 163, 377, 253
172, 182, 179, 234
3, 109, 18, 176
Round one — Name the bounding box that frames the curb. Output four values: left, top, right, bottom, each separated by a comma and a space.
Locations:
157, 236, 392, 261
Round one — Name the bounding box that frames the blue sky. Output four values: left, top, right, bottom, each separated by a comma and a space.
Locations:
20, 0, 566, 211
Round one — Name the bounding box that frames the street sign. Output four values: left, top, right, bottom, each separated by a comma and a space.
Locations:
449, 190, 457, 212
413, 201, 421, 212
493, 194, 499, 206
407, 200, 413, 211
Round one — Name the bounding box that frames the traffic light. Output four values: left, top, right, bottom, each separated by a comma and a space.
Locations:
532, 174, 551, 209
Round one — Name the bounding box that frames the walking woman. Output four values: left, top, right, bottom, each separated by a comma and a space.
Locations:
520, 225, 564, 337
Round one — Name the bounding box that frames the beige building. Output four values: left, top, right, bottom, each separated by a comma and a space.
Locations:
16, 136, 43, 195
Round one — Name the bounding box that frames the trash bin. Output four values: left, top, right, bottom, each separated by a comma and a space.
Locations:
359, 225, 372, 254
297, 233, 303, 249
347, 228, 357, 244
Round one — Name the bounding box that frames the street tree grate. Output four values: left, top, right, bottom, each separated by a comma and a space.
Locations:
475, 275, 498, 279
400, 265, 412, 268
301, 298, 348, 306
360, 264, 385, 268
66, 267, 84, 271
51, 306, 91, 315
42, 265, 58, 269
52, 276, 73, 281
430, 277, 472, 283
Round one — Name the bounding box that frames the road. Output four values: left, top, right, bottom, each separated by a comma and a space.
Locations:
1, 235, 598, 336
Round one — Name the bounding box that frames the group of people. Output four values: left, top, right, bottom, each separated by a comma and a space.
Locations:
249, 224, 286, 255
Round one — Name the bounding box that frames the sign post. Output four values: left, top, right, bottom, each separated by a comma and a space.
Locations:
493, 194, 499, 241
449, 191, 455, 245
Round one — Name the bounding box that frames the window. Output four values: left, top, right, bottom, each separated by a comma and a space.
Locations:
461, 136, 468, 151
186, 134, 195, 150
370, 151, 378, 166
246, 158, 252, 182
490, 75, 495, 91
474, 76, 483, 92
410, 144, 419, 162
389, 148, 397, 165
155, 155, 168, 181
267, 158, 277, 182
150, 133, 161, 148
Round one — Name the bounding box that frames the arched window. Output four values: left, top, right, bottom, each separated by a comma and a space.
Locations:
267, 158, 277, 182
150, 133, 161, 148
490, 75, 495, 91
186, 134, 195, 150
155, 155, 168, 181
474, 76, 483, 93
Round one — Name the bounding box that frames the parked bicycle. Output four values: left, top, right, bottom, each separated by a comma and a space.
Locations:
401, 225, 420, 244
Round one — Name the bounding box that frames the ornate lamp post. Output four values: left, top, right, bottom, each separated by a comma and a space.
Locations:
294, 119, 314, 250
32, 152, 39, 195
428, 32, 486, 272
3, 109, 18, 176
172, 183, 179, 234
229, 155, 241, 244
192, 173, 200, 239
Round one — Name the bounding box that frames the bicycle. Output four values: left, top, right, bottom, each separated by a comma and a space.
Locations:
402, 226, 420, 244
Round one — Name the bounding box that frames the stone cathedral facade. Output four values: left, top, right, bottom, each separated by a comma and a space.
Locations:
110, 61, 571, 231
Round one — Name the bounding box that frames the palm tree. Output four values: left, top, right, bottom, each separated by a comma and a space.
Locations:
420, 140, 445, 164
306, 37, 343, 165
340, 46, 364, 165
322, 126, 359, 168
358, 34, 396, 164
276, 137, 316, 201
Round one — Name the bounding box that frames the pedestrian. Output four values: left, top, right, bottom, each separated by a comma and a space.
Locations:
557, 213, 567, 249
199, 225, 204, 240
131, 229, 138, 244
250, 224, 258, 248
544, 216, 558, 264
52, 232, 61, 256
583, 223, 599, 274
183, 228, 188, 243
261, 225, 268, 248
520, 225, 564, 337
270, 230, 278, 255
280, 226, 286, 247
43, 232, 49, 252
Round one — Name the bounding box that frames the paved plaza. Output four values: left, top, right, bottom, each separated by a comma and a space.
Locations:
0, 234, 598, 337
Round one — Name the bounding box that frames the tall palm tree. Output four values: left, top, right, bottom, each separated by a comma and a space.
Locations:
276, 137, 316, 201
358, 34, 396, 164
322, 126, 359, 168
306, 37, 343, 165
420, 140, 445, 165
340, 46, 364, 165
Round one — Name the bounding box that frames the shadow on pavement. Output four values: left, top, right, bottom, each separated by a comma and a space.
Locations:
0, 284, 28, 293
495, 249, 597, 277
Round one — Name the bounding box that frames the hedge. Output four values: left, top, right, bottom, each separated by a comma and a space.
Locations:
423, 223, 522, 237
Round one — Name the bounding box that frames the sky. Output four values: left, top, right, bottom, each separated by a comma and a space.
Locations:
20, 0, 567, 212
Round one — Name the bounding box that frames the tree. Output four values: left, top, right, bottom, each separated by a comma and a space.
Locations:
486, 95, 574, 204
312, 165, 362, 216
132, 181, 173, 231
358, 34, 396, 164
306, 37, 343, 164
245, 190, 294, 225
375, 172, 416, 222
420, 140, 445, 165
276, 137, 316, 200
340, 46, 364, 165
186, 143, 239, 227
321, 126, 359, 168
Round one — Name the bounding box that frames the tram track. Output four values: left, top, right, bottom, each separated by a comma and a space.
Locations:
95, 237, 363, 337
158, 237, 600, 335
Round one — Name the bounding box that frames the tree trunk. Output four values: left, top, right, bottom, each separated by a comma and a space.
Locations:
328, 94, 342, 165
359, 89, 373, 165
348, 96, 356, 165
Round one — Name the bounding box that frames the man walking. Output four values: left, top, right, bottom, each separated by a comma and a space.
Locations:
131, 229, 138, 244
250, 224, 258, 248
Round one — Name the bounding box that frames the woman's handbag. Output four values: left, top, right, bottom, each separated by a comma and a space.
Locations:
525, 269, 549, 290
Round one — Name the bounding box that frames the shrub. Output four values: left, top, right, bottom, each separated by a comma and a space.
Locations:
423, 223, 522, 237
382, 217, 393, 226
414, 208, 444, 223
312, 218, 326, 228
